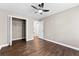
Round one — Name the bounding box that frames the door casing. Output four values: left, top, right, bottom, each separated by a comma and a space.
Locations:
7, 15, 28, 46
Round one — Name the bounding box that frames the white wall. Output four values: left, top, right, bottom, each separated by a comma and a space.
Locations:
27, 18, 34, 41
0, 9, 35, 47
0, 11, 7, 46
43, 6, 79, 48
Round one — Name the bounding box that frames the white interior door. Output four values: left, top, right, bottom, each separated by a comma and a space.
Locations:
34, 21, 44, 38
38, 21, 44, 38
34, 21, 39, 36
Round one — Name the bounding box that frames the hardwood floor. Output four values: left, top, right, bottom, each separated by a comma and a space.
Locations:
0, 38, 79, 56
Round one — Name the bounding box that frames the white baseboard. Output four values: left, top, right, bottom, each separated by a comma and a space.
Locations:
0, 44, 9, 50
12, 38, 23, 41
42, 38, 79, 51
27, 38, 33, 41
0, 46, 1, 50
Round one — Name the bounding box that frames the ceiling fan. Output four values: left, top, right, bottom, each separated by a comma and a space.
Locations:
31, 3, 50, 15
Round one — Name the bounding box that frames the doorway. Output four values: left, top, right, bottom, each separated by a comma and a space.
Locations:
7, 16, 27, 46
33, 21, 44, 39
12, 17, 26, 41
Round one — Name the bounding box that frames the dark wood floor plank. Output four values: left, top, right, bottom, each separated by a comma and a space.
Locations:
0, 39, 79, 56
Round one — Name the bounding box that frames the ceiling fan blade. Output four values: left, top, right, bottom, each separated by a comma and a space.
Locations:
38, 4, 41, 7
31, 5, 38, 10
41, 3, 44, 8
38, 3, 44, 8
43, 10, 49, 12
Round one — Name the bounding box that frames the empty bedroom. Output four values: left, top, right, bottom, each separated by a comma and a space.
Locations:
0, 3, 79, 56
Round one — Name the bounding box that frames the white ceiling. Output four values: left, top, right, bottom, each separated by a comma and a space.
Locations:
0, 3, 78, 20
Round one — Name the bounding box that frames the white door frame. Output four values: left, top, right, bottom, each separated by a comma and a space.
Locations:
7, 15, 28, 46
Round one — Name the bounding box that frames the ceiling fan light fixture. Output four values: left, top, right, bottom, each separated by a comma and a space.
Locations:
31, 3, 50, 15
38, 10, 43, 13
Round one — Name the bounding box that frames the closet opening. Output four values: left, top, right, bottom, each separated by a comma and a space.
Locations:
12, 17, 26, 42
7, 16, 27, 46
